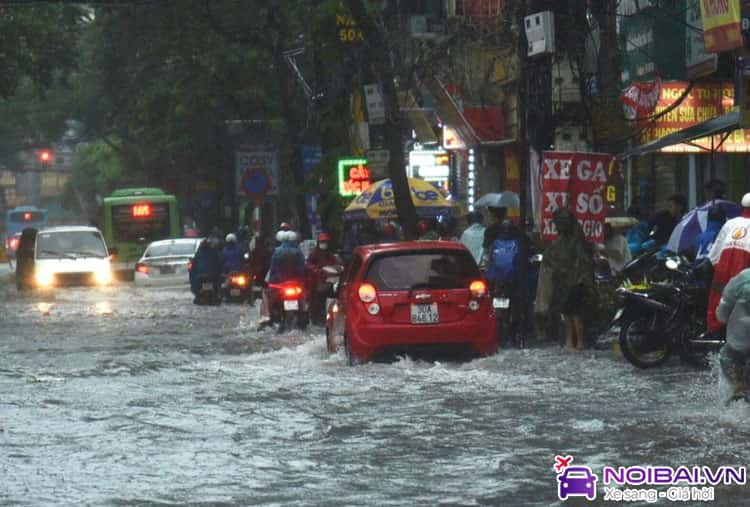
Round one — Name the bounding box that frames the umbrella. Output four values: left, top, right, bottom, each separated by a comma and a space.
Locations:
343, 178, 457, 220
474, 191, 520, 209
666, 199, 741, 253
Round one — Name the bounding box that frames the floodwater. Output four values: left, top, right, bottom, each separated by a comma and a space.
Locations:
1, 268, 748, 506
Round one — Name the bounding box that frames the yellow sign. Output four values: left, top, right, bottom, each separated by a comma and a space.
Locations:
700, 0, 743, 52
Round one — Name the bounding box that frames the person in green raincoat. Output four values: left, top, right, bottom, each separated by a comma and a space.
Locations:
540, 208, 595, 350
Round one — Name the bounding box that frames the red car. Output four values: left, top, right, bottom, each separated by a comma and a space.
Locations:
326, 241, 497, 364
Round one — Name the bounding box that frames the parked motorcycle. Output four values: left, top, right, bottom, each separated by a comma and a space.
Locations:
268, 281, 308, 333
222, 271, 251, 303
615, 255, 722, 368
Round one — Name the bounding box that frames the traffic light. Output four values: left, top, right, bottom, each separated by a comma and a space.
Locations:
38, 149, 52, 165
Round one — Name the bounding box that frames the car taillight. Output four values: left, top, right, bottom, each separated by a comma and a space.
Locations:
358, 283, 377, 303
187, 261, 193, 271
470, 280, 487, 298
231, 275, 247, 286
135, 263, 149, 274
8, 238, 19, 251
282, 285, 303, 299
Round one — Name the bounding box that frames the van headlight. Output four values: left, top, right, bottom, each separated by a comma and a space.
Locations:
94, 268, 112, 285
35, 269, 54, 288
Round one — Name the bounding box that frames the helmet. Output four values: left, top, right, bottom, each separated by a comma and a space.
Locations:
279, 222, 291, 231
382, 222, 396, 235
417, 219, 431, 234
276, 230, 287, 243
225, 233, 237, 243
286, 231, 298, 243
318, 232, 331, 242
499, 219, 513, 235
742, 193, 750, 208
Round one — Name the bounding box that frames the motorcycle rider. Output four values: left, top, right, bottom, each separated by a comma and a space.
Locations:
189, 237, 222, 301
221, 233, 243, 274
306, 233, 342, 325
485, 219, 527, 346
716, 267, 750, 401
707, 193, 750, 333
261, 229, 306, 327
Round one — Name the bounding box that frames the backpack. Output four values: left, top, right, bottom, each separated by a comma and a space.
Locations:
486, 238, 520, 284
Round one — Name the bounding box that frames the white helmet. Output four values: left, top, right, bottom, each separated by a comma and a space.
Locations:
225, 233, 237, 243
286, 231, 298, 243
276, 230, 287, 243
742, 193, 750, 208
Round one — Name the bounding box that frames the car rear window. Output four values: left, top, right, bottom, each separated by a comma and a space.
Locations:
365, 250, 480, 291
146, 241, 197, 257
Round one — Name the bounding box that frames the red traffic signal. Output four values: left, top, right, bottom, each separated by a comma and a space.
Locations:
38, 149, 53, 164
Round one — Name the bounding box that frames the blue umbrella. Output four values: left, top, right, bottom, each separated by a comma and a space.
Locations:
666, 199, 741, 253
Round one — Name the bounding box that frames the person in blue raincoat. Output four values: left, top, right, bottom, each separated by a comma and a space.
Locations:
221, 233, 243, 273
694, 206, 726, 265
190, 237, 222, 296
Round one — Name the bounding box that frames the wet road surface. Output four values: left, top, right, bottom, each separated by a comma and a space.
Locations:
1, 267, 748, 506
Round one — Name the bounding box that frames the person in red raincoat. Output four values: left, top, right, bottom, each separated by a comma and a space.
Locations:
707, 193, 750, 332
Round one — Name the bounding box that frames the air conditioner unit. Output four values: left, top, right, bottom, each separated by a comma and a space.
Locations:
409, 15, 441, 40
525, 11, 555, 57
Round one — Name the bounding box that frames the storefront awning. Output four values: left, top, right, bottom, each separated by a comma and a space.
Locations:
426, 78, 517, 148
624, 111, 740, 157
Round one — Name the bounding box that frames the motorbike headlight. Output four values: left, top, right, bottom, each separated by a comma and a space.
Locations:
35, 269, 54, 288
94, 268, 112, 285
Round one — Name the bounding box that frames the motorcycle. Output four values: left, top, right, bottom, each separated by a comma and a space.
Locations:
222, 271, 251, 303
492, 254, 541, 349
268, 281, 308, 333
194, 276, 222, 306
308, 264, 343, 325
614, 255, 722, 368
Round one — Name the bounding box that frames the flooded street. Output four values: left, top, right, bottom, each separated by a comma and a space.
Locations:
1, 268, 748, 506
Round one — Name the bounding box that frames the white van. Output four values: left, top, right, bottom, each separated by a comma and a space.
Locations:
34, 226, 113, 287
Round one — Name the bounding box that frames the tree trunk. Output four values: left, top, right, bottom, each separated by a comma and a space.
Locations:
349, 0, 417, 239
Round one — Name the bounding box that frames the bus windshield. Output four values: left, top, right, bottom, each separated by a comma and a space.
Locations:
112, 203, 171, 242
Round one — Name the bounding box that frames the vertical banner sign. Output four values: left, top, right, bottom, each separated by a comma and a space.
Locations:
700, 0, 743, 52
541, 152, 614, 244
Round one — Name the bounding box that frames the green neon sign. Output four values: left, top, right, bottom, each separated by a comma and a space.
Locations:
338, 158, 370, 196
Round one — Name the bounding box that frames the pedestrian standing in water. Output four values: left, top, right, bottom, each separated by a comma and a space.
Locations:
540, 208, 595, 350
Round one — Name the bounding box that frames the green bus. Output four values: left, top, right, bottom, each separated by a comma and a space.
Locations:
102, 188, 180, 275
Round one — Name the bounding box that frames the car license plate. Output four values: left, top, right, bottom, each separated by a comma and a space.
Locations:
493, 297, 510, 309
160, 266, 175, 275
230, 289, 241, 296
201, 282, 213, 290
284, 300, 299, 311
411, 303, 439, 324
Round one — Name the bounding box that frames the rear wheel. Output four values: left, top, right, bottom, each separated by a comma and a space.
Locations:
619, 315, 672, 368
344, 333, 359, 366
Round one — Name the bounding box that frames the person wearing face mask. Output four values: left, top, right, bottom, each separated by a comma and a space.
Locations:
306, 233, 343, 325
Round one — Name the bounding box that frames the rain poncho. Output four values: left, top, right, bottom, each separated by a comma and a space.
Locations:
707, 209, 750, 331
717, 267, 750, 352
460, 223, 486, 264
538, 210, 595, 314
